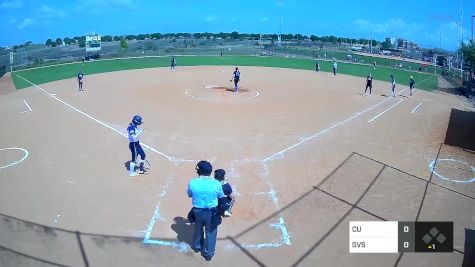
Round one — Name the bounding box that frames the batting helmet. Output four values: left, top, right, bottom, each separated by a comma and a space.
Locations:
132, 115, 143, 125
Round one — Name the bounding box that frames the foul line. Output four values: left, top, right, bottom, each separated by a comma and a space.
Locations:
262, 76, 432, 162
411, 102, 422, 114
15, 74, 197, 163
367, 99, 404, 123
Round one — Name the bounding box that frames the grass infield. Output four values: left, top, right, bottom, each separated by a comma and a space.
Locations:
12, 55, 437, 90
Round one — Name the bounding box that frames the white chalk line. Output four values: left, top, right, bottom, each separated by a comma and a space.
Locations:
21, 100, 32, 113
367, 98, 404, 123
249, 91, 260, 99
143, 176, 189, 251
262, 94, 397, 161
429, 159, 475, 184
262, 76, 432, 162
411, 102, 422, 114
0, 147, 29, 170
238, 161, 291, 249
16, 74, 198, 163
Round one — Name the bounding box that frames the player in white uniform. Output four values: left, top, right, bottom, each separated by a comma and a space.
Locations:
127, 115, 148, 176
390, 75, 396, 97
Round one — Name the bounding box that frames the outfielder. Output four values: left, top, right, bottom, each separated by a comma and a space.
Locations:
332, 60, 337, 75
127, 115, 148, 176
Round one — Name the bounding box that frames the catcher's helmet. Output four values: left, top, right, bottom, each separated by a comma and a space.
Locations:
214, 169, 226, 181
132, 115, 143, 125
196, 160, 212, 176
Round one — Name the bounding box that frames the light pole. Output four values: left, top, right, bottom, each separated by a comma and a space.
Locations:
460, 0, 463, 77
370, 24, 373, 54
472, 15, 474, 41
439, 31, 442, 50
276, 0, 282, 46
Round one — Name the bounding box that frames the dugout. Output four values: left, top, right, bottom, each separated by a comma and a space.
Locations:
444, 109, 475, 151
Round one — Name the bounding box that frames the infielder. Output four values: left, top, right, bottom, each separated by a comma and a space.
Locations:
170, 56, 176, 70
77, 72, 84, 92
409, 76, 415, 97
390, 74, 396, 97
231, 67, 240, 92
364, 74, 373, 96
315, 61, 320, 73
127, 115, 148, 176
332, 60, 337, 75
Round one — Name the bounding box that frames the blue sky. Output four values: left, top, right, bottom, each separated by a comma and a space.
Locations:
1, 0, 474, 51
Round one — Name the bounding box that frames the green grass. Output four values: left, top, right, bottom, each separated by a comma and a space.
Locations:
278, 46, 440, 74
12, 55, 437, 90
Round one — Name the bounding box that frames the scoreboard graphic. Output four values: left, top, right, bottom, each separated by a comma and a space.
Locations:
349, 221, 453, 253
85, 32, 101, 52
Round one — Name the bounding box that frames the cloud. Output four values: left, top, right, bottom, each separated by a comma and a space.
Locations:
76, 0, 137, 12
18, 18, 34, 29
205, 15, 217, 22
0, 0, 22, 8
39, 5, 66, 18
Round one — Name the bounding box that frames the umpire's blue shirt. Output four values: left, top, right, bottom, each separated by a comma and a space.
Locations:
187, 176, 224, 209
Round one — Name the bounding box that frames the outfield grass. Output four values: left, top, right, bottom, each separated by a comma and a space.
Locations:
12, 55, 437, 90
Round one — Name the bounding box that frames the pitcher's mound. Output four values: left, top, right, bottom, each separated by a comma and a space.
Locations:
185, 85, 259, 102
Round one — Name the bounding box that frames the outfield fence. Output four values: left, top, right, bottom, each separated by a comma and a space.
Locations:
2, 39, 442, 76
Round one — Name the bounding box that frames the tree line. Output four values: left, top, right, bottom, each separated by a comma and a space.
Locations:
44, 31, 381, 48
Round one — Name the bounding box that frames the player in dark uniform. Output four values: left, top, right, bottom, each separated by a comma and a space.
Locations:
170, 56, 176, 70
315, 61, 320, 73
390, 74, 396, 97
77, 72, 84, 92
232, 67, 240, 92
364, 74, 373, 96
409, 76, 415, 97
127, 115, 148, 177
214, 169, 234, 217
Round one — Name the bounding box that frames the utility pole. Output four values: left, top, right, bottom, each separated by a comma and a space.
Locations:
439, 31, 442, 50
370, 24, 373, 54
472, 15, 474, 42
460, 0, 463, 77
276, 0, 281, 46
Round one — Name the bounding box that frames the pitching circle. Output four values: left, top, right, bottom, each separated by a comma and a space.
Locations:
185, 85, 259, 99
429, 158, 475, 184
0, 147, 29, 170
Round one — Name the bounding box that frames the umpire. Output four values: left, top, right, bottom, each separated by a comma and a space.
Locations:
187, 161, 224, 261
